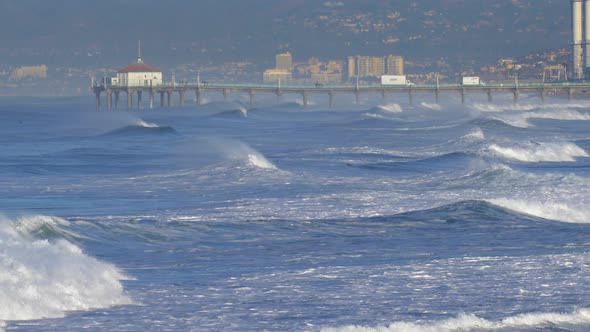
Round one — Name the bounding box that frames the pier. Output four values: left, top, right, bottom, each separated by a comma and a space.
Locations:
92, 81, 590, 110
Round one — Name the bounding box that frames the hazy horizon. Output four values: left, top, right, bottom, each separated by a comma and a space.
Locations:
0, 0, 571, 68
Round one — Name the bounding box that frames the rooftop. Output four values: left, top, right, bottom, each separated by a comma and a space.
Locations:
118, 62, 162, 73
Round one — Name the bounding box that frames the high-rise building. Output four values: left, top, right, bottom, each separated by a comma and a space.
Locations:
276, 52, 293, 71
348, 55, 400, 79
356, 56, 371, 77
347, 56, 356, 79
371, 57, 385, 76
10, 65, 48, 80
386, 55, 404, 75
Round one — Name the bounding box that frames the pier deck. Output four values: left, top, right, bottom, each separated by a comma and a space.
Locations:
92, 81, 590, 110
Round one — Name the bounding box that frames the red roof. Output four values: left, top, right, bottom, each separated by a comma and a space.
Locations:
118, 62, 161, 73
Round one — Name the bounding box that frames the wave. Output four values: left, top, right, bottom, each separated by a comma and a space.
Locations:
359, 104, 405, 121
470, 104, 590, 128
209, 138, 278, 170
359, 113, 398, 121
473, 100, 590, 114
487, 198, 590, 223
14, 215, 77, 239
135, 119, 159, 128
487, 141, 588, 162
358, 152, 480, 174
246, 153, 277, 169
471, 103, 541, 113
375, 103, 403, 114
467, 118, 524, 130
461, 127, 485, 142
320, 146, 423, 159
103, 124, 177, 136
494, 109, 590, 128
389, 199, 521, 224
210, 107, 248, 119
322, 308, 590, 332
526, 109, 590, 121
420, 102, 441, 111
0, 214, 131, 324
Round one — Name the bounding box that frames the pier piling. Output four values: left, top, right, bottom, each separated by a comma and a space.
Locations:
106, 90, 112, 111
91, 82, 590, 111
127, 91, 132, 110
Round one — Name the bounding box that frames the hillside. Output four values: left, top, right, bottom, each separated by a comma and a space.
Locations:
0, 0, 572, 67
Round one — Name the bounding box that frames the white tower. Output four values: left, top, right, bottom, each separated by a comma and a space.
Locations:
573, 0, 584, 79
584, 0, 590, 77
137, 40, 143, 64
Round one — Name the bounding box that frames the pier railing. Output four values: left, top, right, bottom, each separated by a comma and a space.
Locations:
91, 80, 590, 110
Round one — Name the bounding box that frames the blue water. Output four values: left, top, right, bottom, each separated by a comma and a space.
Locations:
2, 95, 590, 331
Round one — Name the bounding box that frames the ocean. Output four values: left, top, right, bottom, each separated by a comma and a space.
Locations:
1, 92, 590, 331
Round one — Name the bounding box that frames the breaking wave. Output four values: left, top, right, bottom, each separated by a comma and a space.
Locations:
0, 214, 131, 325
468, 118, 523, 130
322, 308, 590, 332
488, 198, 590, 224
471, 103, 541, 113
461, 127, 485, 142
360, 104, 405, 123
246, 153, 277, 169
375, 103, 403, 113
487, 141, 588, 162
14, 215, 79, 240
494, 109, 590, 128
103, 124, 176, 136
420, 102, 441, 111
135, 119, 159, 128
210, 107, 248, 118
210, 138, 278, 170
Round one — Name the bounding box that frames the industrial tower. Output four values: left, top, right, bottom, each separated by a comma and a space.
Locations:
572, 0, 590, 79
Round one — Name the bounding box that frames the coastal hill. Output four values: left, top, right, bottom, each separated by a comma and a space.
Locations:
0, 0, 571, 67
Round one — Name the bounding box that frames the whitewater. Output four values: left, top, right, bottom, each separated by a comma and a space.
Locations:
1, 94, 590, 331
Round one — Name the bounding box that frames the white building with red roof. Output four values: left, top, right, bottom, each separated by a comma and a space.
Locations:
111, 42, 163, 87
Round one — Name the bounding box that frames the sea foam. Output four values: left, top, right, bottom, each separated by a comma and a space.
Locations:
487, 142, 588, 162
376, 103, 403, 113
211, 138, 278, 170
488, 198, 590, 223
322, 308, 590, 332
471, 103, 540, 113
247, 153, 277, 169
135, 119, 159, 128
470, 102, 590, 128
499, 109, 590, 128
462, 127, 485, 142
0, 214, 131, 324
420, 102, 441, 111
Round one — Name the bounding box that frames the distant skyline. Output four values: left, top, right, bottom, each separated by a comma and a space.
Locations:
0, 0, 571, 69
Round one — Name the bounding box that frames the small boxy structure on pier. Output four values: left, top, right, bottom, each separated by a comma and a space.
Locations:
92, 44, 590, 110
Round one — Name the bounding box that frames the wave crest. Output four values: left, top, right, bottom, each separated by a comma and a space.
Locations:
210, 138, 278, 170
376, 103, 403, 113
103, 124, 176, 136
487, 198, 590, 223
247, 153, 277, 169
420, 102, 441, 111
462, 127, 485, 142
487, 142, 588, 162
135, 119, 159, 128
0, 215, 131, 322
322, 308, 590, 332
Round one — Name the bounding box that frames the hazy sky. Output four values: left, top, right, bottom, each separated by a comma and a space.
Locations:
0, 0, 570, 67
